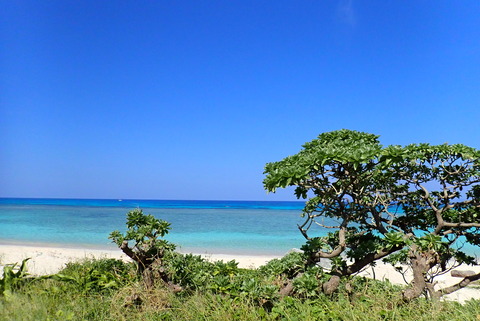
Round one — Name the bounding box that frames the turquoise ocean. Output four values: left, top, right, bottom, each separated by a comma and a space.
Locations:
1, 198, 478, 257
0, 198, 311, 256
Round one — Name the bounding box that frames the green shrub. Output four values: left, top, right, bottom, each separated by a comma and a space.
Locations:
53, 258, 134, 293
0, 258, 30, 299
259, 251, 305, 278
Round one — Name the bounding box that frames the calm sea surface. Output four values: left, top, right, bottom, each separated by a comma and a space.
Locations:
0, 198, 311, 255
1, 198, 478, 256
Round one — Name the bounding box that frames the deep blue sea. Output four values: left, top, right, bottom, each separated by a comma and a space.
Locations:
0, 198, 311, 255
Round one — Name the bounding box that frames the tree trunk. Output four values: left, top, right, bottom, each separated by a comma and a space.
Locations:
119, 242, 183, 292
142, 268, 155, 289
402, 252, 430, 301
323, 275, 341, 295
279, 280, 295, 297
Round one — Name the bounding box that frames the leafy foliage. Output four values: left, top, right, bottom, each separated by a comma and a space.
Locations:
109, 209, 175, 261
163, 251, 280, 303
52, 258, 134, 293
264, 129, 480, 299
2, 255, 480, 320
0, 258, 30, 299
292, 271, 322, 298
264, 130, 403, 290
258, 251, 305, 278
109, 209, 177, 289
165, 252, 240, 290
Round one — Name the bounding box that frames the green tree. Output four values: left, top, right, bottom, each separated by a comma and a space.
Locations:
385, 143, 480, 300
264, 129, 480, 300
109, 209, 181, 291
264, 129, 403, 294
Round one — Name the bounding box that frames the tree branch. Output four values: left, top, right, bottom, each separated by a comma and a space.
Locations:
120, 241, 148, 271
314, 225, 347, 259
443, 222, 480, 228
438, 272, 480, 296
344, 244, 403, 275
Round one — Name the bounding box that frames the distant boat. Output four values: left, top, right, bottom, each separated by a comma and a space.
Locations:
118, 199, 123, 202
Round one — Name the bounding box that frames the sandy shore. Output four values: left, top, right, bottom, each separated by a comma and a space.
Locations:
0, 244, 279, 275
0, 244, 126, 275
1, 244, 479, 303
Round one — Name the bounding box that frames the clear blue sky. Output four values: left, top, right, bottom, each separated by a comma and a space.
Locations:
1, 1, 479, 200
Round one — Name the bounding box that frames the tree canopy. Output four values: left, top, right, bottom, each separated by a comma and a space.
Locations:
264, 129, 480, 299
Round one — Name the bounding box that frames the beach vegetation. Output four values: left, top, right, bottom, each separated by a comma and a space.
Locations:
382, 142, 480, 300
263, 129, 480, 300
109, 209, 180, 290
51, 258, 134, 293
1, 256, 480, 320
0, 258, 30, 299
258, 251, 305, 278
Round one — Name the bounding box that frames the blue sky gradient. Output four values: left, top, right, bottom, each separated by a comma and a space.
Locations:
1, 1, 480, 200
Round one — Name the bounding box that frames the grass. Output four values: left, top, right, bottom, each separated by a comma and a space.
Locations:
1, 256, 480, 320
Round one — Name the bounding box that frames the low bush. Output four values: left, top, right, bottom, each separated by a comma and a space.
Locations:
52, 258, 135, 294
0, 258, 30, 298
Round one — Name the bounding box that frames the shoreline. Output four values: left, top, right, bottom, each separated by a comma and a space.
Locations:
0, 243, 281, 274
0, 239, 290, 257
1, 243, 479, 303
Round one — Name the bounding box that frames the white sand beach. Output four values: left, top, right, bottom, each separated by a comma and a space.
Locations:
0, 244, 279, 275
1, 244, 479, 303
0, 244, 127, 275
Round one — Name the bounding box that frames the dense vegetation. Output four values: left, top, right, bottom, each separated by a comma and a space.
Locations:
1, 254, 480, 320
